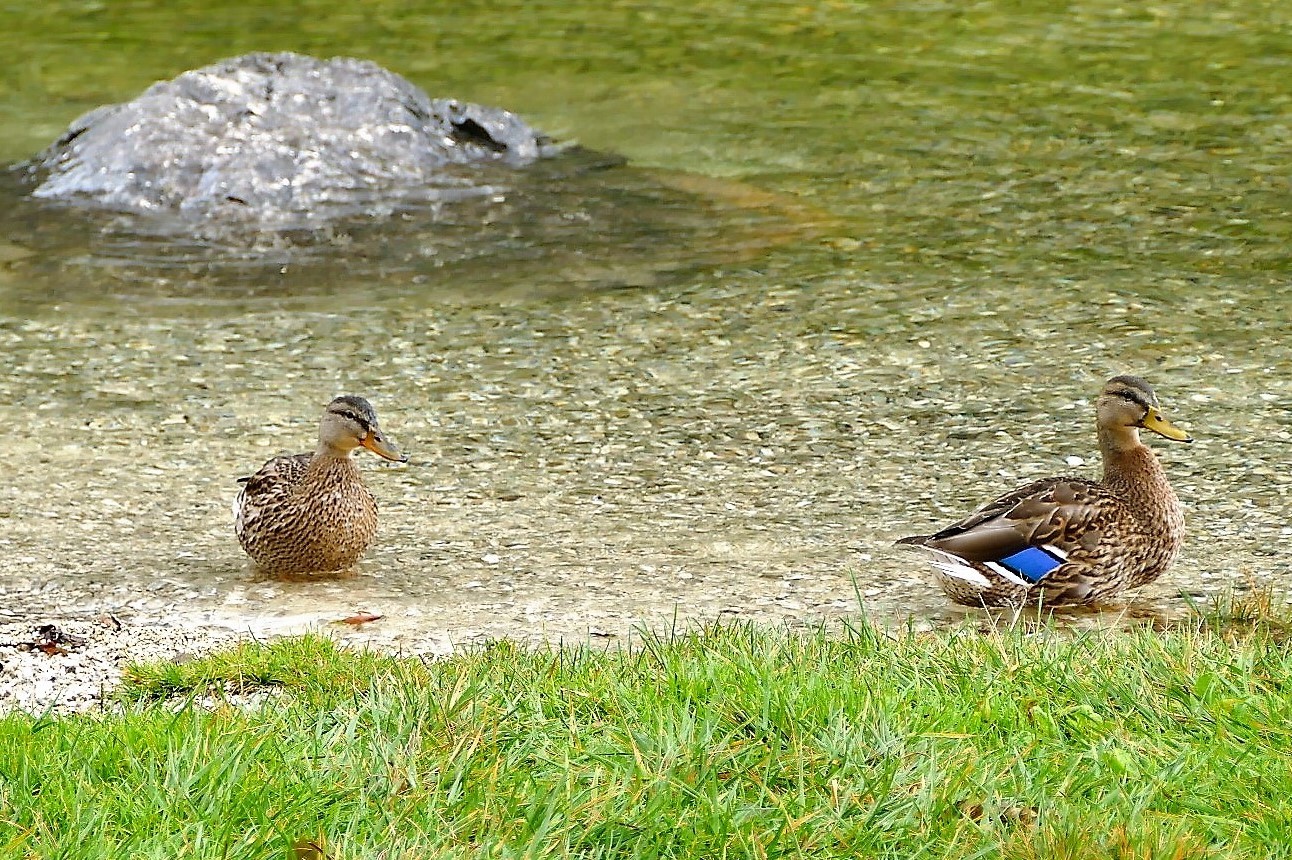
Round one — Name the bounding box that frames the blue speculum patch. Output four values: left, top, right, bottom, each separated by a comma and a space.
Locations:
998, 546, 1065, 584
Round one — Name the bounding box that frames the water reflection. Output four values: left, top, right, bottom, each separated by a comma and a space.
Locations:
0, 149, 814, 311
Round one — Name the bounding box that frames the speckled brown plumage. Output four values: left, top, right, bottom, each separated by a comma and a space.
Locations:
897, 375, 1191, 607
234, 396, 406, 575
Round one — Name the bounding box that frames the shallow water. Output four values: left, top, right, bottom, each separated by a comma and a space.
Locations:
1, 1, 1290, 649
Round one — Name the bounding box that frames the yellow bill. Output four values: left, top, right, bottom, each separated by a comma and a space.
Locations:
1141, 411, 1193, 443
361, 431, 408, 461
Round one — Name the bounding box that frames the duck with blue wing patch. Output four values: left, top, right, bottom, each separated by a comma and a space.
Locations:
897, 375, 1192, 607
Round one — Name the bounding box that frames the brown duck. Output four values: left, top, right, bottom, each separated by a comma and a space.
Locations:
234, 395, 407, 574
897, 375, 1192, 606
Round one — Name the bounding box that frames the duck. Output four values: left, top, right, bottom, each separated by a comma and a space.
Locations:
234, 395, 408, 575
897, 375, 1192, 606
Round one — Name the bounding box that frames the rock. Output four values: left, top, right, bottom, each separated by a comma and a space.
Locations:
16, 52, 555, 233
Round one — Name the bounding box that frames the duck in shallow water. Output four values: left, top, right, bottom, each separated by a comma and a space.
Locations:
897, 375, 1192, 607
234, 395, 407, 575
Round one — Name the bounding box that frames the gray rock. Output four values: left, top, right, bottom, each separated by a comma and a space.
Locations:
17, 52, 554, 232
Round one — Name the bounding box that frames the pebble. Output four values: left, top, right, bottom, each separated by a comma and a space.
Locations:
0, 615, 244, 715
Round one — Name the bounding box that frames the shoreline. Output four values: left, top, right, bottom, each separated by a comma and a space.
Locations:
1, 614, 251, 716
1, 582, 1212, 716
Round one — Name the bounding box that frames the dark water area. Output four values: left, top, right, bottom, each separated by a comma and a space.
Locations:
2, 1, 1290, 646
0, 146, 819, 311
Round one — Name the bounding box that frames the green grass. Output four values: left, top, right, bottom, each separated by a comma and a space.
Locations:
4, 614, 1292, 859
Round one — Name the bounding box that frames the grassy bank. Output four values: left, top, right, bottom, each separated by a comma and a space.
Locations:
2, 615, 1291, 859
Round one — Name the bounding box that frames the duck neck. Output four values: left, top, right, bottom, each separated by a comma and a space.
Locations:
309, 444, 359, 473
1099, 425, 1146, 485
1098, 425, 1175, 522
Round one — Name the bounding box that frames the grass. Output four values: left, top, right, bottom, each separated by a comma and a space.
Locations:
4, 609, 1292, 859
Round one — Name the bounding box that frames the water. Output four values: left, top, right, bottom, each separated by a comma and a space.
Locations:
2, 1, 1290, 648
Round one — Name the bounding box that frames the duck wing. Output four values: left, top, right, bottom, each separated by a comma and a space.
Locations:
911, 476, 1114, 564
233, 453, 312, 537
236, 453, 312, 499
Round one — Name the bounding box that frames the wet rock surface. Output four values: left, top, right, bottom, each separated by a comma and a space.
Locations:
16, 52, 553, 233
0, 53, 818, 301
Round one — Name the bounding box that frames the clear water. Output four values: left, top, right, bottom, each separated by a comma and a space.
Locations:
2, 1, 1289, 648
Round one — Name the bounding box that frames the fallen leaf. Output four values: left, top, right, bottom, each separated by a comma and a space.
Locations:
337, 612, 384, 627
957, 799, 1039, 828
96, 614, 124, 632
35, 624, 85, 647
290, 837, 328, 859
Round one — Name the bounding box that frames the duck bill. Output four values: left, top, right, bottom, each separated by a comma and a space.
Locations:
1142, 412, 1193, 443
361, 431, 408, 462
